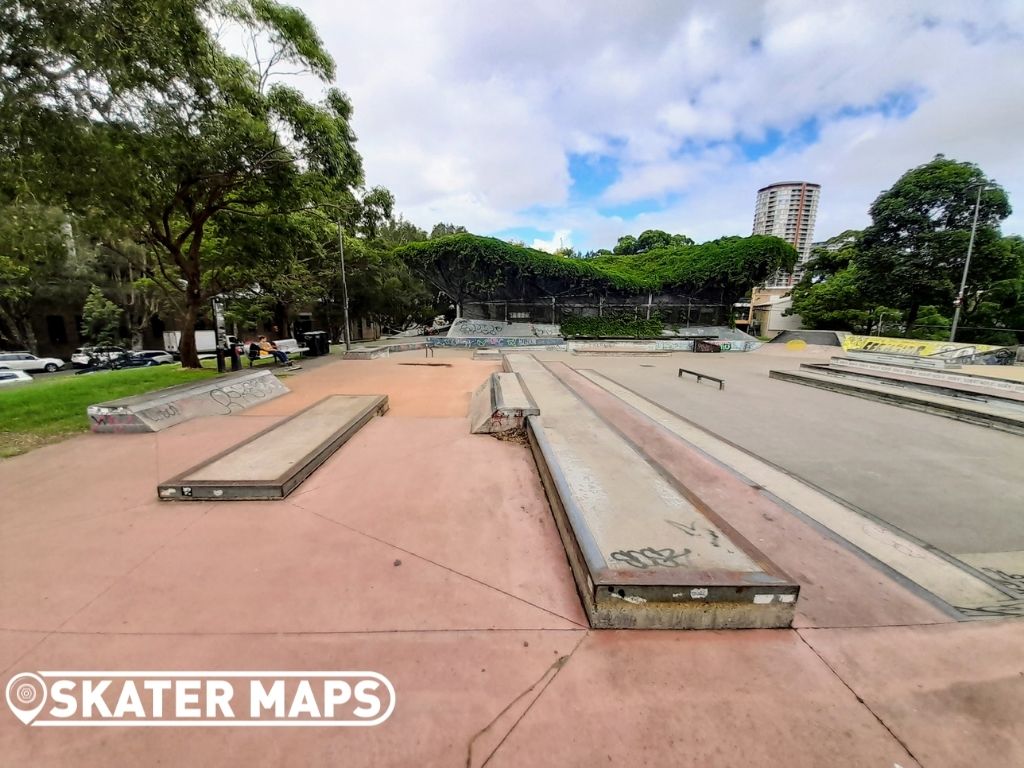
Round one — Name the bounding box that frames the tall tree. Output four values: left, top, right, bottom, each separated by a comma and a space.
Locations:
429, 222, 467, 239
81, 286, 124, 347
2, 1, 365, 367
0, 203, 95, 352
857, 155, 1013, 329
612, 230, 694, 255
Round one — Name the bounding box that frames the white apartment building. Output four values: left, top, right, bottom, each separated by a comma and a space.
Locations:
752, 181, 820, 288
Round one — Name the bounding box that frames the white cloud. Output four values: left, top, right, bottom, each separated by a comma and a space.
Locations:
532, 229, 573, 253
289, 0, 1024, 249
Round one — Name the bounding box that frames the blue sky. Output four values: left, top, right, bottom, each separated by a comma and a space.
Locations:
295, 0, 1024, 252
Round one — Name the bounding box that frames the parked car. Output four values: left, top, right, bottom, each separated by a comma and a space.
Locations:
131, 350, 175, 365
0, 351, 65, 373
71, 346, 126, 367
0, 369, 33, 386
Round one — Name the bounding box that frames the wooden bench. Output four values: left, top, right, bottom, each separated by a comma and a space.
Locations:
678, 368, 725, 390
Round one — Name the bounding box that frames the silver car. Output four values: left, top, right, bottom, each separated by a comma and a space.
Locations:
0, 369, 33, 386
71, 346, 126, 367
0, 351, 65, 373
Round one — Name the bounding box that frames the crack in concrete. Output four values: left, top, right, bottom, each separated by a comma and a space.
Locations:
468, 632, 588, 768
295, 502, 588, 629
796, 629, 923, 768
0, 505, 214, 679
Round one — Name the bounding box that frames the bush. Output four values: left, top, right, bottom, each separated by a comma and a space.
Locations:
560, 314, 664, 338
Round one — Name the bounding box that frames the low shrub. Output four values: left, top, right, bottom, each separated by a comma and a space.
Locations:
560, 314, 664, 338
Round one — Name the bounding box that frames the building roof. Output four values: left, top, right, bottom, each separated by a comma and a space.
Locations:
757, 181, 821, 193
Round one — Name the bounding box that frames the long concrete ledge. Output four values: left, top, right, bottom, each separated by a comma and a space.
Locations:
828, 357, 1024, 398
504, 353, 798, 629
844, 349, 961, 369
158, 394, 388, 500
771, 369, 1024, 436
88, 369, 289, 433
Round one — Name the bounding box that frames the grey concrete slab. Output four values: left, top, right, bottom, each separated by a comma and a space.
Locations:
827, 357, 1024, 398
522, 349, 1024, 556
576, 369, 1018, 619
157, 394, 388, 500
771, 368, 1024, 435
503, 353, 797, 629
87, 369, 289, 432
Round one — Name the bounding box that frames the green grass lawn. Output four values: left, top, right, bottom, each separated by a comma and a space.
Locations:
0, 365, 215, 458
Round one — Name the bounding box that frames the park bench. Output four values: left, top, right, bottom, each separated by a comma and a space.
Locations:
247, 338, 309, 367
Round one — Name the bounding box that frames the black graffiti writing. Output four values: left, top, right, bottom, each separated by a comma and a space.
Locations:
982, 568, 1024, 597
208, 379, 270, 414
141, 403, 181, 422
610, 547, 691, 569
665, 519, 722, 548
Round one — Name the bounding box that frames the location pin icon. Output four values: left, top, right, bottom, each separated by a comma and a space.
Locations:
6, 673, 48, 725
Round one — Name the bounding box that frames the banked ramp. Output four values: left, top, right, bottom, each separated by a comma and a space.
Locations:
503, 353, 798, 629
770, 364, 1024, 435
89, 369, 289, 433
158, 394, 388, 501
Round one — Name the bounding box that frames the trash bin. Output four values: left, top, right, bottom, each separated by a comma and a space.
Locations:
304, 330, 328, 356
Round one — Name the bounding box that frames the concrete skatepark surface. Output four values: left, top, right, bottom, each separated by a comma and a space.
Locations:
1, 347, 1022, 765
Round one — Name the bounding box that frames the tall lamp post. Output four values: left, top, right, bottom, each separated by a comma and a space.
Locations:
336, 214, 351, 352
950, 184, 986, 342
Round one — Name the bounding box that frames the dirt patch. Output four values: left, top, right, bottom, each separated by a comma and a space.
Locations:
0, 431, 78, 459
492, 427, 528, 445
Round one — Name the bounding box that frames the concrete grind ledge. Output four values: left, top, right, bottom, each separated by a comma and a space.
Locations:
503, 353, 798, 629
87, 369, 289, 433
770, 368, 1024, 436
525, 416, 797, 629
157, 394, 388, 500
468, 372, 539, 434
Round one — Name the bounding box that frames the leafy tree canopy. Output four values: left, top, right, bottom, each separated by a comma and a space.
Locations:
2, 0, 366, 366
857, 154, 1013, 327
612, 230, 695, 255
395, 233, 798, 310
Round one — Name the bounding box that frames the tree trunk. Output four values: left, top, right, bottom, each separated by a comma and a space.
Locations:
905, 302, 920, 333
178, 292, 202, 368
0, 303, 37, 353
23, 317, 39, 355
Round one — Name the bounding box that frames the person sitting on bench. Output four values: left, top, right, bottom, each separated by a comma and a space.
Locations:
258, 335, 291, 366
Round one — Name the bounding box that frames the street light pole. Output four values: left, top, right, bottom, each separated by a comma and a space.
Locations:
338, 216, 351, 351
950, 184, 984, 342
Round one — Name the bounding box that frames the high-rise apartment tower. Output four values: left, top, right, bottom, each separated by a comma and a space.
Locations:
752, 181, 820, 288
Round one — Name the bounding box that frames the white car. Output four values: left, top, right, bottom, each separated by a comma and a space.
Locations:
71, 346, 127, 367
0, 351, 65, 373
132, 350, 175, 365
0, 369, 33, 386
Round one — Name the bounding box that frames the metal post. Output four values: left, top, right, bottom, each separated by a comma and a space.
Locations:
646, 292, 652, 320
339, 218, 351, 351
950, 185, 983, 342
211, 297, 227, 373
551, 296, 555, 324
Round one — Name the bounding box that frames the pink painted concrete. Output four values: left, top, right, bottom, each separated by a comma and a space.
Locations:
0, 355, 1020, 766
487, 631, 921, 768
0, 629, 583, 767
802, 621, 1024, 768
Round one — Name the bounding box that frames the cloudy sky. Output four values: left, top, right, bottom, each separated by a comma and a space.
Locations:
290, 0, 1024, 252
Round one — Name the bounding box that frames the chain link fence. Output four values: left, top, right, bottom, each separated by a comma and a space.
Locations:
463, 299, 737, 328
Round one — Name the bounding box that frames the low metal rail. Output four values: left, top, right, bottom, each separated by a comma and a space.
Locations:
678, 368, 724, 390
